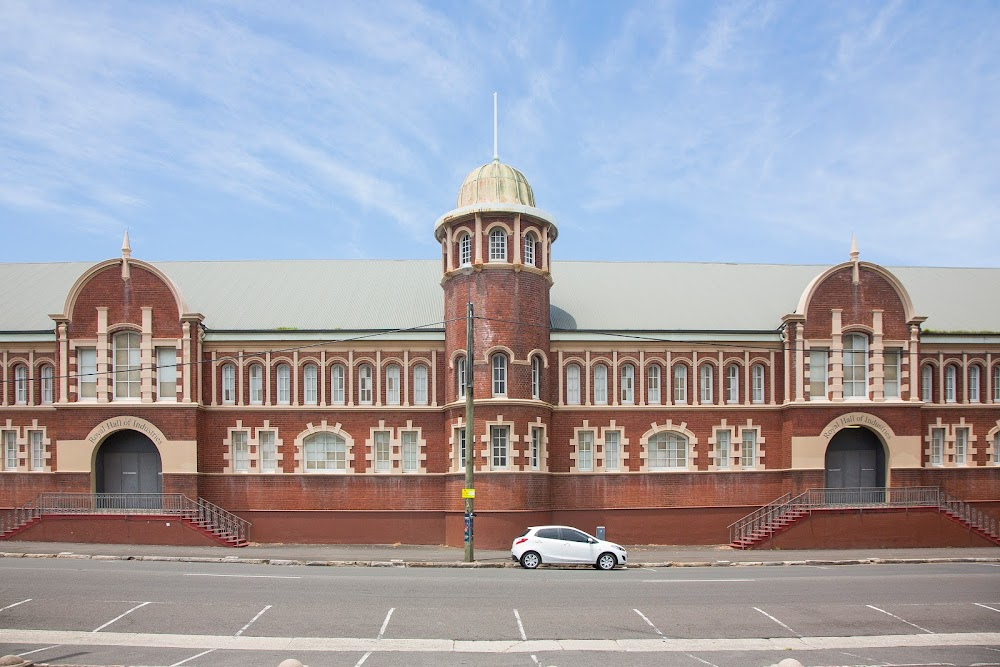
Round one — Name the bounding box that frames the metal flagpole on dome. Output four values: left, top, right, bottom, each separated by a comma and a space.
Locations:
493, 92, 498, 161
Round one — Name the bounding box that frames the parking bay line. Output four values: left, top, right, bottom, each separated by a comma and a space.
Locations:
183, 573, 301, 579
1, 598, 31, 612
513, 609, 527, 641
753, 607, 802, 637
93, 602, 151, 633
634, 608, 720, 667
355, 609, 396, 667
975, 603, 1000, 614
866, 604, 934, 634
235, 605, 272, 637
170, 648, 216, 666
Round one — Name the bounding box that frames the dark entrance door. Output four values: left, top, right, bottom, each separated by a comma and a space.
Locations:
95, 430, 162, 498
825, 427, 885, 489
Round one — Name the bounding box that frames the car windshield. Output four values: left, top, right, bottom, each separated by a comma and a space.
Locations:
516, 528, 531, 538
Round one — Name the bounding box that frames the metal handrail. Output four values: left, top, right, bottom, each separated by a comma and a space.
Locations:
1, 493, 250, 544
940, 490, 999, 540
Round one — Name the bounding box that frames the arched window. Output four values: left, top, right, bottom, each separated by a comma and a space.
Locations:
249, 363, 264, 404
969, 365, 981, 403
531, 356, 542, 400
113, 331, 141, 399
14, 365, 27, 404
358, 364, 373, 405
566, 363, 581, 405
620, 364, 635, 404
673, 365, 688, 404
921, 364, 933, 402
699, 364, 713, 404
726, 365, 739, 404
413, 364, 429, 405
752, 364, 765, 404
647, 365, 661, 405
331, 364, 346, 404
456, 356, 467, 400
523, 232, 536, 267
386, 364, 401, 405
40, 365, 53, 404
488, 228, 507, 262
222, 363, 236, 404
945, 365, 957, 403
276, 363, 290, 405
492, 353, 507, 397
593, 364, 608, 405
843, 334, 868, 398
458, 232, 472, 267
648, 432, 688, 470
303, 364, 318, 405
994, 365, 1000, 402
304, 432, 347, 473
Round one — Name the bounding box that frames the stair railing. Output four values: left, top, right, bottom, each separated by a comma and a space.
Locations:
939, 490, 999, 539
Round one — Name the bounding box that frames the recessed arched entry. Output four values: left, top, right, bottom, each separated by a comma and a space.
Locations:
825, 427, 885, 489
95, 429, 162, 495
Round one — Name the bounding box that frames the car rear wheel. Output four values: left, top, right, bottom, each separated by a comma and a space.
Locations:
520, 551, 541, 569
596, 552, 617, 571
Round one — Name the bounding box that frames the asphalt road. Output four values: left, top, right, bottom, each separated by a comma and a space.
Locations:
1, 558, 999, 667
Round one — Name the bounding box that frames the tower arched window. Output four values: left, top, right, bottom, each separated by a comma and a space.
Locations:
458, 232, 472, 267
489, 228, 507, 262
249, 363, 264, 405
303, 363, 318, 405
358, 364, 373, 405
456, 356, 467, 400
726, 365, 739, 404
222, 363, 236, 404
593, 364, 608, 405
620, 364, 635, 404
531, 355, 542, 400
276, 363, 290, 405
113, 331, 141, 400
492, 353, 507, 397
523, 232, 536, 267
14, 365, 28, 404
843, 334, 868, 398
386, 364, 401, 405
566, 363, 581, 405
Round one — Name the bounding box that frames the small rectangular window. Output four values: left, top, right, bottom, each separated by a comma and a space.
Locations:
577, 431, 594, 471
232, 431, 249, 472
29, 430, 43, 471
402, 431, 419, 472
530, 427, 542, 470
809, 350, 828, 400
456, 427, 466, 470
884, 349, 900, 398
994, 366, 1000, 402
78, 348, 97, 400
375, 431, 391, 472
741, 430, 757, 469
3, 430, 17, 470
605, 431, 621, 472
716, 430, 730, 469
931, 428, 944, 467
994, 433, 1000, 465
156, 347, 177, 401
955, 427, 968, 466
490, 426, 509, 470
260, 431, 276, 473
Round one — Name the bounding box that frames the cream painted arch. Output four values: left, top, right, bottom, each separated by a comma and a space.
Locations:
794, 261, 919, 323
52, 258, 192, 322
791, 411, 923, 477
55, 415, 197, 476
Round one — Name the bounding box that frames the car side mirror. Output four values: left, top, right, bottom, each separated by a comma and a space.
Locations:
588, 538, 597, 544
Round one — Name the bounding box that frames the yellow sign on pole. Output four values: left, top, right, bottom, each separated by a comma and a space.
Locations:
461, 488, 476, 499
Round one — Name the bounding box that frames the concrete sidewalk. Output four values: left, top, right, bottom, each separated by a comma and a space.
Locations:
1, 540, 997, 568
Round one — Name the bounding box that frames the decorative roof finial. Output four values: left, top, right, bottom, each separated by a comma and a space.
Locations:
850, 233, 860, 284
493, 92, 498, 162
121, 230, 132, 281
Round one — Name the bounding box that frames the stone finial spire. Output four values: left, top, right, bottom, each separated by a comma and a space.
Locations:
121, 230, 131, 281
850, 233, 860, 284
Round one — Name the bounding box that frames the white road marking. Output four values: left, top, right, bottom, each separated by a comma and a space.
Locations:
866, 604, 934, 634
685, 653, 720, 666
514, 608, 527, 641
642, 579, 755, 583
93, 601, 151, 632
633, 608, 665, 638
183, 573, 300, 579
170, 648, 216, 666
753, 606, 802, 637
235, 605, 272, 637
975, 603, 1000, 613
353, 651, 372, 667
530, 654, 541, 666
1, 598, 31, 612
377, 607, 395, 640
17, 645, 59, 657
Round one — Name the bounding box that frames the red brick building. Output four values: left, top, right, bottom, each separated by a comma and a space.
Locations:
1, 158, 998, 548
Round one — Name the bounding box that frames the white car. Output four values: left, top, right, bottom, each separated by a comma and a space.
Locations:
511, 525, 628, 570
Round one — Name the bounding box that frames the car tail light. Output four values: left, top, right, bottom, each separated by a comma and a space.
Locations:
514, 537, 528, 545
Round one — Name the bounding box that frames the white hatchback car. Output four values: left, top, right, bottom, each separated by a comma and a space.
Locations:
511, 525, 628, 570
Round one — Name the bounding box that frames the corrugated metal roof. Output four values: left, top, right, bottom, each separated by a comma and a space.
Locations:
1, 259, 997, 335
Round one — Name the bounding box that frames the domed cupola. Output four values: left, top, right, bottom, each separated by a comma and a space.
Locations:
457, 159, 535, 208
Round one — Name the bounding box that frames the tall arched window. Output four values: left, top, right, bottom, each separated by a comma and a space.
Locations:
843, 334, 868, 398
531, 355, 542, 400
752, 364, 765, 403
14, 365, 27, 404
945, 365, 957, 402
492, 353, 507, 396
304, 432, 347, 472
593, 364, 608, 405
921, 364, 933, 402
114, 331, 141, 399
331, 364, 346, 404
458, 232, 472, 267
647, 364, 661, 405
276, 363, 291, 405
994, 365, 1000, 402
620, 364, 635, 404
969, 365, 981, 403
222, 363, 236, 404
523, 232, 536, 267
358, 364, 373, 405
648, 432, 688, 470
413, 364, 429, 405
699, 364, 713, 404
303, 363, 318, 405
673, 364, 688, 404
386, 364, 401, 405
489, 228, 507, 262
726, 365, 739, 404
566, 363, 581, 405
40, 365, 53, 404
249, 363, 264, 404
456, 356, 467, 400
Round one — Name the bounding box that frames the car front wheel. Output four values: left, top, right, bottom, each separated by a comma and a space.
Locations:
596, 552, 617, 571
520, 551, 541, 569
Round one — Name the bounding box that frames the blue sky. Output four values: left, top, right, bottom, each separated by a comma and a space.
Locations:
1, 1, 997, 267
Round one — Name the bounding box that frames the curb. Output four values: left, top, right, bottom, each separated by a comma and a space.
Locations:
2, 551, 998, 569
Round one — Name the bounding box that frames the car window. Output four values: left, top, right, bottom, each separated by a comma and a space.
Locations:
516, 528, 531, 538
559, 528, 591, 543
535, 528, 560, 539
